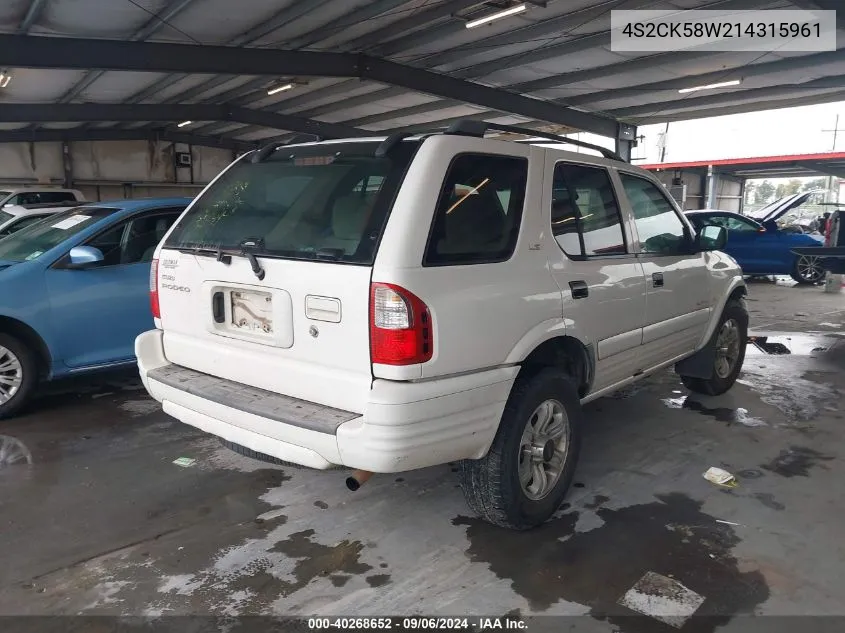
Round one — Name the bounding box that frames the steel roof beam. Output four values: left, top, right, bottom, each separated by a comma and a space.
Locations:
562, 49, 845, 108
2, 34, 623, 138
0, 103, 367, 138
59, 0, 201, 103
611, 77, 845, 118
126, 0, 407, 109
0, 127, 254, 151
626, 88, 845, 124
18, 0, 48, 32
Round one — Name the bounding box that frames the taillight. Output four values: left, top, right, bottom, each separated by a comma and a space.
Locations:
150, 258, 160, 320
370, 283, 432, 365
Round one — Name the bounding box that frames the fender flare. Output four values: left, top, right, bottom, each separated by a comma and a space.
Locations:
696, 276, 747, 349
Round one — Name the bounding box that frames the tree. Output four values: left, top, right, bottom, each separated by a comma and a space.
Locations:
785, 179, 802, 195
802, 177, 827, 192
775, 183, 787, 199
754, 180, 775, 204
744, 182, 757, 204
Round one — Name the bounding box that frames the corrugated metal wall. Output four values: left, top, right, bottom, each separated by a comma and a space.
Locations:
0, 140, 235, 201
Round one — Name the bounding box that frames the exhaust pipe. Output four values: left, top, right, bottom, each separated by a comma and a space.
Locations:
346, 470, 373, 491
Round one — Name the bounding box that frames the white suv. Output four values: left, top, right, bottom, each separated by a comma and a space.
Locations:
136, 121, 748, 529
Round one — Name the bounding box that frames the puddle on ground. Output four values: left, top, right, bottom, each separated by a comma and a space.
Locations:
761, 446, 835, 478
747, 334, 840, 356
662, 396, 767, 427
453, 493, 769, 632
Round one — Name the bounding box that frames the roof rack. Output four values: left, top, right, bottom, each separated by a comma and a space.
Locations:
444, 120, 625, 162
250, 134, 323, 163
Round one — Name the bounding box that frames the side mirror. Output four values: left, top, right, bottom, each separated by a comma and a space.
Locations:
67, 245, 104, 269
697, 225, 727, 252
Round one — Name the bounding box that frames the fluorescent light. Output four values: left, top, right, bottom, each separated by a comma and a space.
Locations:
267, 83, 295, 95
465, 3, 526, 29
678, 79, 741, 94
0, 71, 10, 88
177, 120, 192, 127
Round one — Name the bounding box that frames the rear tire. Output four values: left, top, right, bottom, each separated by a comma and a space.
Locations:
458, 368, 582, 530
681, 299, 748, 396
790, 255, 824, 285
0, 333, 38, 420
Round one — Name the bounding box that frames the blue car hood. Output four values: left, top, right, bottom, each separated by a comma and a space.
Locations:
0, 259, 18, 271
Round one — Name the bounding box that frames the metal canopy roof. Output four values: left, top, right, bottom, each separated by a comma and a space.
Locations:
642, 151, 845, 179
0, 0, 843, 151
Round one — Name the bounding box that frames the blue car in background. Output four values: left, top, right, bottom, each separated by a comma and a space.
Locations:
0, 198, 190, 418
685, 192, 825, 285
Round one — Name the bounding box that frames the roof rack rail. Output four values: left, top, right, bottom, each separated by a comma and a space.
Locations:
250, 134, 322, 163
444, 120, 625, 162
374, 129, 444, 157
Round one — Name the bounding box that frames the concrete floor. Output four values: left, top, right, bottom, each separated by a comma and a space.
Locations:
1, 279, 844, 632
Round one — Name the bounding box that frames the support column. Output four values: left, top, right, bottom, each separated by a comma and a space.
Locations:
705, 165, 718, 208
615, 122, 637, 162
62, 141, 73, 189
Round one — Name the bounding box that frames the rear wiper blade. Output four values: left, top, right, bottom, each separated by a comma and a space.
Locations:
176, 245, 232, 265
239, 237, 266, 281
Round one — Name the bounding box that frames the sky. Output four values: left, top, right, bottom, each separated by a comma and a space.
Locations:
560, 100, 845, 172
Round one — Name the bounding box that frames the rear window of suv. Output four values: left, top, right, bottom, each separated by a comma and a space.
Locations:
423, 153, 528, 266
164, 141, 418, 265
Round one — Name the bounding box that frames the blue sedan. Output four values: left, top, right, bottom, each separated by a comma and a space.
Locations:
685, 192, 824, 285
0, 198, 190, 418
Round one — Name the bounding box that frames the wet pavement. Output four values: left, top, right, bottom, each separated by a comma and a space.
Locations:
1, 284, 844, 631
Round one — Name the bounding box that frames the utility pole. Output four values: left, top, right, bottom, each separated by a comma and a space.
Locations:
820, 115, 845, 203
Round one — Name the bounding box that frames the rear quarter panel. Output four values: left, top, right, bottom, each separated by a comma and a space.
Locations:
373, 138, 561, 380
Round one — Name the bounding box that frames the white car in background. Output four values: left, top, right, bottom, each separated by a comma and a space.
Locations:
0, 202, 81, 238
0, 187, 84, 208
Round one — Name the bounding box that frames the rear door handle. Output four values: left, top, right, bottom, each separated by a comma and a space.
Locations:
569, 280, 589, 299
652, 272, 664, 288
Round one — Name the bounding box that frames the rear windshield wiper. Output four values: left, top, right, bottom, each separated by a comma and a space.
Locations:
239, 237, 266, 281
176, 245, 233, 265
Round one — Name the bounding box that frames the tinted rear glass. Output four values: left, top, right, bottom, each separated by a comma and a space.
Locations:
165, 141, 417, 265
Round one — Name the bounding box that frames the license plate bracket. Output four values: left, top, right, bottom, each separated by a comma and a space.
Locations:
230, 289, 273, 334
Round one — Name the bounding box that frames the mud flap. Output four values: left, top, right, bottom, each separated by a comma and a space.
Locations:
674, 342, 716, 379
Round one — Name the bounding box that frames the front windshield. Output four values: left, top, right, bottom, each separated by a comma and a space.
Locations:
165, 141, 417, 265
0, 206, 117, 262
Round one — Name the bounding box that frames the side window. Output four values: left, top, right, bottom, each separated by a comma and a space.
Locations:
551, 163, 626, 258
424, 154, 527, 266
727, 217, 758, 232
619, 174, 688, 255
17, 193, 41, 205
123, 211, 182, 264
85, 211, 182, 266
38, 192, 76, 203
87, 222, 129, 266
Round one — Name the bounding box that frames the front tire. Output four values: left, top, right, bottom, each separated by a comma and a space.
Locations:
681, 299, 748, 396
458, 368, 582, 530
0, 333, 38, 420
791, 254, 824, 285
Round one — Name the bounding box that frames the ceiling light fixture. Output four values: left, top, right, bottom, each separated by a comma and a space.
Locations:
678, 79, 741, 94
177, 120, 192, 127
465, 3, 526, 29
267, 82, 295, 96
0, 70, 11, 88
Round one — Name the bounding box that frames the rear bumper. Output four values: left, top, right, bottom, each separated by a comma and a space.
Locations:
136, 329, 517, 472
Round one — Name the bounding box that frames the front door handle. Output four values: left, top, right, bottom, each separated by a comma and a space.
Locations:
569, 280, 589, 299
652, 272, 664, 288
